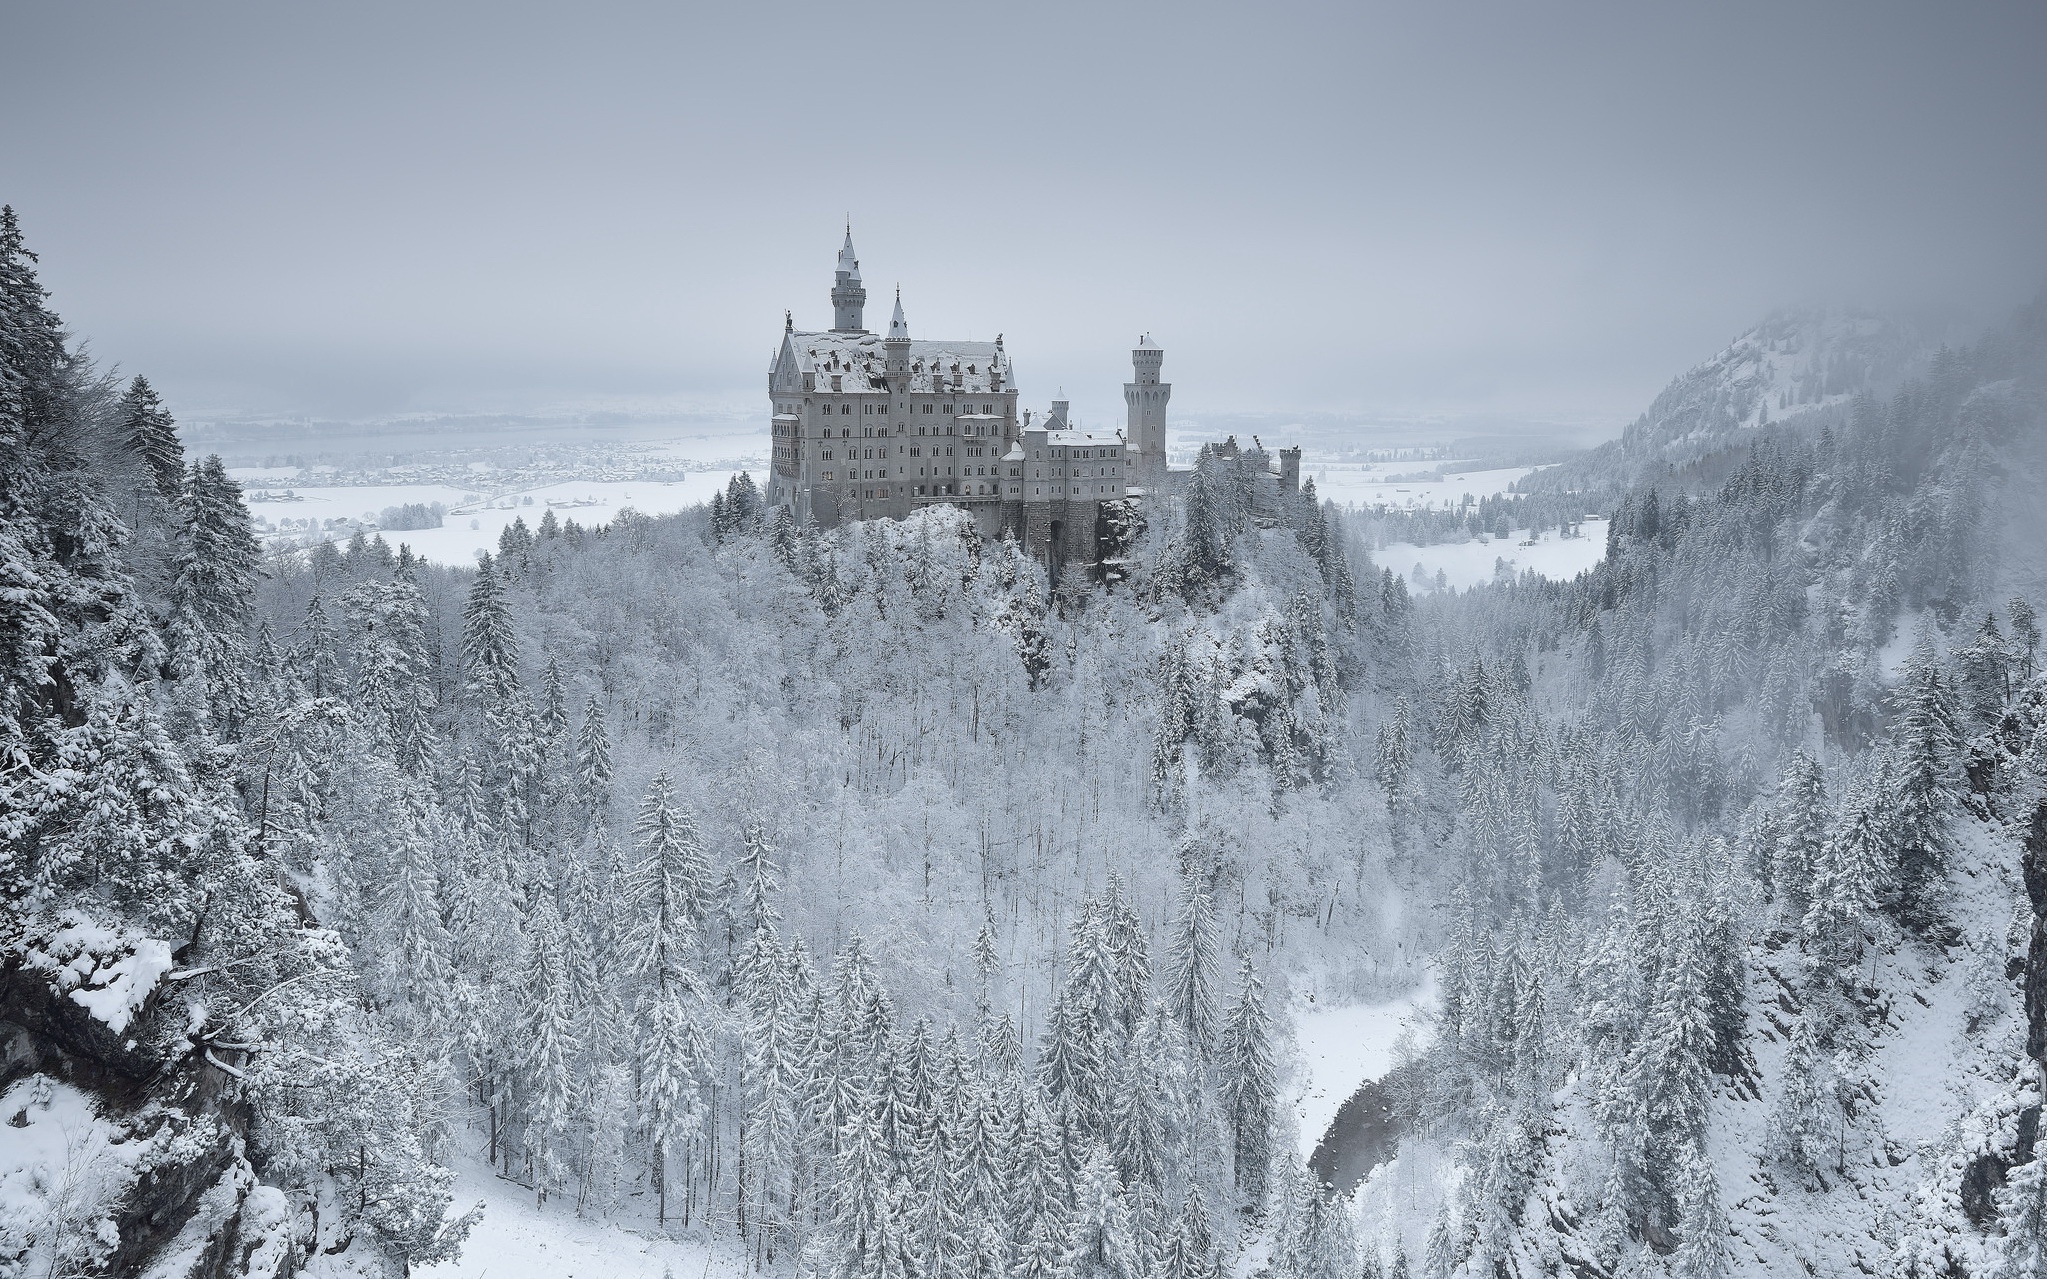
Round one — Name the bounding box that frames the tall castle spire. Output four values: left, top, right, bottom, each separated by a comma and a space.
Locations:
885, 286, 911, 383
831, 225, 867, 332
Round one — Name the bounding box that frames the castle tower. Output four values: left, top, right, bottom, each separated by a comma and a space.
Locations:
831, 226, 867, 332
885, 287, 910, 379
1123, 334, 1169, 481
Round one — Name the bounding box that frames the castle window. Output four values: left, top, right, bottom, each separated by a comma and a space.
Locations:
943, 404, 953, 413
983, 405, 992, 414
841, 404, 851, 415
922, 404, 932, 414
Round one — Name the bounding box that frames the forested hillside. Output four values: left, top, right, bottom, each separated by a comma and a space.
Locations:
7, 201, 2047, 1279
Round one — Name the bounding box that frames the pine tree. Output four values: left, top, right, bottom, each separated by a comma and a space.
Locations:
574, 693, 612, 810
2010, 598, 2040, 682
629, 776, 714, 1225
1163, 873, 1221, 1057
295, 593, 344, 700
1890, 637, 1961, 923
1218, 958, 1276, 1206
117, 375, 185, 508
1669, 1141, 1726, 1279
1771, 750, 1827, 920
170, 455, 262, 727
520, 897, 581, 1203
1803, 775, 1890, 973
1062, 1147, 1142, 1279
462, 554, 520, 708
631, 772, 714, 953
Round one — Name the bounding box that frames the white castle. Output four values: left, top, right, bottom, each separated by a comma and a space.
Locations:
765, 229, 1173, 565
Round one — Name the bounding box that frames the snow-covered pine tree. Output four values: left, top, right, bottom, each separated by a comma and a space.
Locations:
1890, 636, 1962, 926
1163, 872, 1222, 1056
519, 896, 581, 1203
1218, 957, 1276, 1208
169, 455, 262, 729
116, 374, 185, 511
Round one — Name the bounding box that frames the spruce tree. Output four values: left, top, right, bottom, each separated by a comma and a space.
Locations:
1218, 958, 1276, 1206
461, 554, 520, 707
520, 897, 581, 1203
574, 693, 612, 810
169, 455, 262, 727
1890, 638, 1961, 924
117, 374, 184, 506
1163, 873, 1221, 1056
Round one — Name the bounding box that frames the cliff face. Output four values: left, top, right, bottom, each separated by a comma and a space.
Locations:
2, 919, 330, 1279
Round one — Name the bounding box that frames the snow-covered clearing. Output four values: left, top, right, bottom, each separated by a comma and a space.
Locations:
1379, 520, 1608, 593
417, 1141, 747, 1279
1288, 976, 1436, 1160
237, 475, 741, 566
1308, 464, 1539, 512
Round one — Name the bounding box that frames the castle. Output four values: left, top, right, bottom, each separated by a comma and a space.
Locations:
765, 229, 1174, 566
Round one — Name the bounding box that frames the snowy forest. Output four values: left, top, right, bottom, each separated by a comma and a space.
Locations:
8, 200, 2047, 1279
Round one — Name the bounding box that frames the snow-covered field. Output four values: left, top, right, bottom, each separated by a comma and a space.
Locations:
1378, 519, 1608, 593
233, 474, 741, 566
1288, 977, 1437, 1160
647, 427, 768, 466
417, 1141, 745, 1279
1306, 463, 1540, 512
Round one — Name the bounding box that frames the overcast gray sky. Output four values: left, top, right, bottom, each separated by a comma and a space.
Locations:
4, 0, 2044, 434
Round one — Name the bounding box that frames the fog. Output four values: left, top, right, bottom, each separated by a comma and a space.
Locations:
4, 0, 2044, 434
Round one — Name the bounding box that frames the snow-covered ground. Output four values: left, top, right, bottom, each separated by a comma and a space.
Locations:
234, 475, 741, 566
647, 427, 768, 467
417, 1140, 746, 1279
1378, 520, 1608, 593
1306, 463, 1540, 512
1, 1075, 132, 1277
1288, 977, 1437, 1160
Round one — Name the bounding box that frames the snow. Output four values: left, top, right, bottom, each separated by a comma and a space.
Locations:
245, 475, 741, 566
0, 1075, 134, 1276
416, 1140, 747, 1279
1876, 609, 1937, 680
1287, 975, 1436, 1159
22, 911, 174, 1034
1305, 464, 1540, 512
1379, 520, 1608, 593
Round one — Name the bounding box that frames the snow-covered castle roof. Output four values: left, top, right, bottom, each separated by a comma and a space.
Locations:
773, 329, 1011, 396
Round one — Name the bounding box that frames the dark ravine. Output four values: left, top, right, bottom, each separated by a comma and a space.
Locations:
1309, 1059, 1419, 1196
